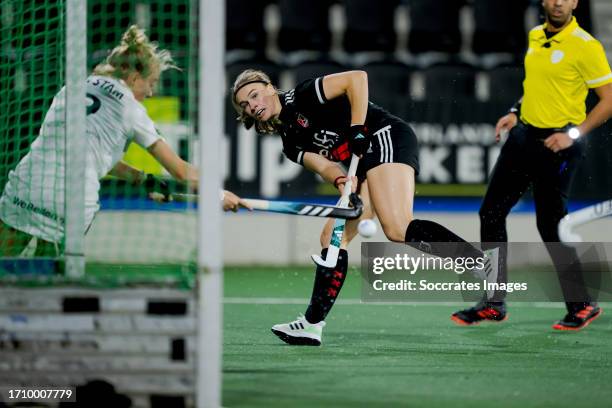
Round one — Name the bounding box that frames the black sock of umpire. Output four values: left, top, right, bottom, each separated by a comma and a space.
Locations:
404, 219, 482, 259
305, 248, 349, 324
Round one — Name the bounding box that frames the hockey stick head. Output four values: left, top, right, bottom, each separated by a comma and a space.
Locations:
311, 254, 337, 268
348, 193, 364, 218
312, 246, 341, 268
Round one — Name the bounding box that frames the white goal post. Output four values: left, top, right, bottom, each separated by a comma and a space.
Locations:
197, 0, 224, 407
64, 0, 87, 277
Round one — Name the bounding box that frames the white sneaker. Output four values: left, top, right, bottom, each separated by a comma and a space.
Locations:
471, 248, 499, 300
271, 315, 325, 346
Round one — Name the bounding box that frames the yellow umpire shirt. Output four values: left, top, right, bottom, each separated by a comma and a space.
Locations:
521, 17, 612, 129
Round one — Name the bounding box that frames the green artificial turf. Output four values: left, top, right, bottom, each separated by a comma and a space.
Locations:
222, 266, 612, 408
2, 262, 609, 407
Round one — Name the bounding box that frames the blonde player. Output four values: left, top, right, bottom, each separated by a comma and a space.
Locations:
0, 25, 247, 257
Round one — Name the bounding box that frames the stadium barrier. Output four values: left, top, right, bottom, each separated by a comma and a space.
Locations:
85, 211, 612, 266
0, 288, 196, 408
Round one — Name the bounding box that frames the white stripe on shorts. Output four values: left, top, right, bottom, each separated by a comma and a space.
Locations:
374, 125, 393, 163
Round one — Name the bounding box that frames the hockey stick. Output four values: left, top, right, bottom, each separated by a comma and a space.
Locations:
311, 154, 360, 268
169, 192, 364, 220
558, 198, 612, 243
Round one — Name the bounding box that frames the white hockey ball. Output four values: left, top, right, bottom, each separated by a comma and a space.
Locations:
358, 219, 377, 238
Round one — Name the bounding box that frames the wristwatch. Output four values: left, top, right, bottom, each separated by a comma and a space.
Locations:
568, 127, 581, 140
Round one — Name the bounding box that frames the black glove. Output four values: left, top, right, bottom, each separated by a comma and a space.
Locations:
143, 174, 171, 201
348, 124, 369, 156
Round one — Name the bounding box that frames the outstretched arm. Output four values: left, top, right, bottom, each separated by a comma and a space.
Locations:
109, 160, 171, 203
147, 139, 198, 186
147, 139, 250, 211
108, 160, 147, 184
321, 71, 370, 156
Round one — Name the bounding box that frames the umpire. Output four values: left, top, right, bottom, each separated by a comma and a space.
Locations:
452, 0, 612, 330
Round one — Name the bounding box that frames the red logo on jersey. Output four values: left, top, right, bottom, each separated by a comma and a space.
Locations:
297, 114, 309, 128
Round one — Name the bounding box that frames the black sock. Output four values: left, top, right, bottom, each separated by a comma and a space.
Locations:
304, 248, 348, 324
404, 219, 482, 259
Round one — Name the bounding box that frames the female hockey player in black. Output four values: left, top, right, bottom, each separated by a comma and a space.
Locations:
232, 69, 498, 345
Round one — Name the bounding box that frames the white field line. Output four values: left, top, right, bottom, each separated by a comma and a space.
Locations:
223, 297, 612, 308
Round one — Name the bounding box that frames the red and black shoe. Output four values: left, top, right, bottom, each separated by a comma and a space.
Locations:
451, 301, 507, 326
552, 304, 602, 331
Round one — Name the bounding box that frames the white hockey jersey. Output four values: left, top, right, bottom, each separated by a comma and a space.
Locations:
0, 75, 161, 243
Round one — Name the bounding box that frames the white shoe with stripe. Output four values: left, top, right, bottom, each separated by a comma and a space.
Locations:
271, 315, 325, 346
